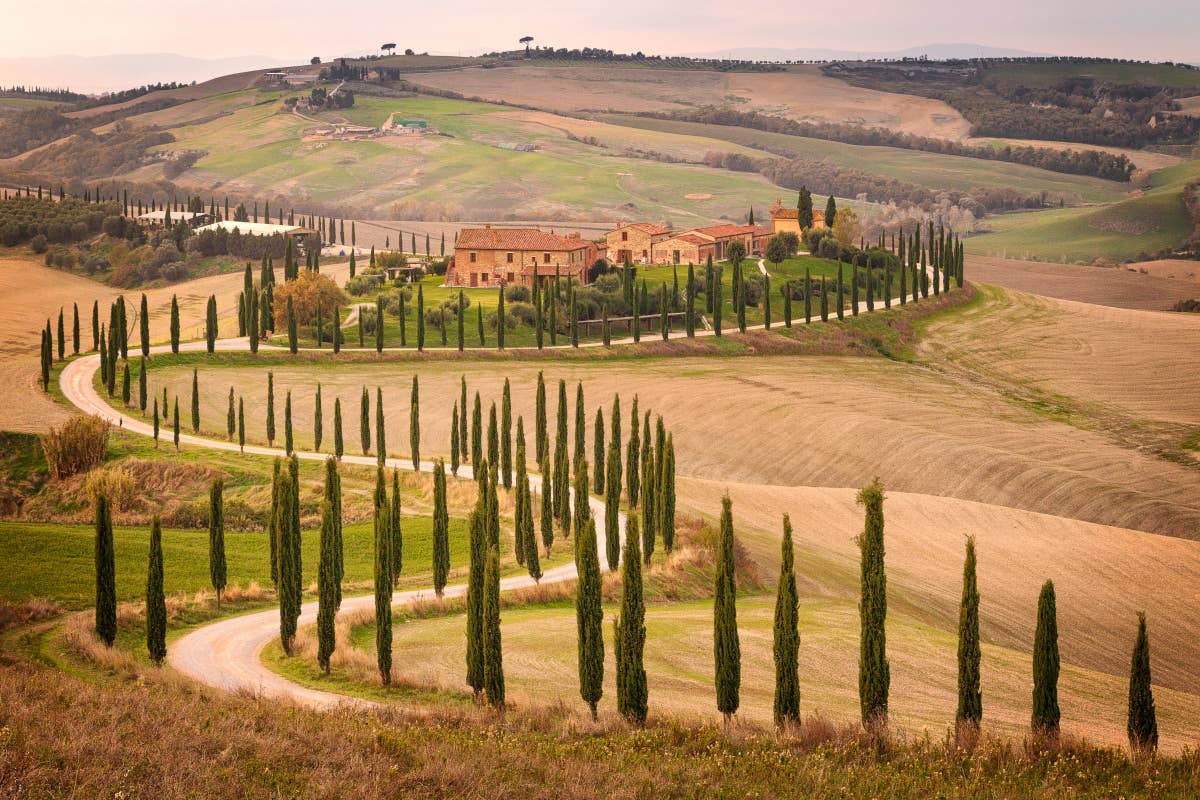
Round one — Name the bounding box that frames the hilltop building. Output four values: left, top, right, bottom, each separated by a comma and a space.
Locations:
769, 197, 825, 236
193, 220, 318, 244
136, 209, 210, 228
650, 223, 772, 265
447, 225, 599, 288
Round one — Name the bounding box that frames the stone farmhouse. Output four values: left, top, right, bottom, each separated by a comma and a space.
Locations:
769, 197, 825, 236
605, 222, 672, 264
651, 224, 773, 265
447, 226, 599, 288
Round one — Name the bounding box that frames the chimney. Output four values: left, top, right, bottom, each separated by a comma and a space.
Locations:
484, 223, 491, 229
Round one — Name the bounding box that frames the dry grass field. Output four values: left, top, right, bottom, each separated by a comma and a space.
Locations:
965, 255, 1200, 310
409, 64, 971, 139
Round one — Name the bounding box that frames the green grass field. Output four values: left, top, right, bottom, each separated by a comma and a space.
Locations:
601, 116, 1130, 204
965, 159, 1200, 263
985, 61, 1200, 90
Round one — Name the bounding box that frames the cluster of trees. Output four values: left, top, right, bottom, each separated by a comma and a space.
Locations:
0, 194, 122, 248
0, 86, 87, 102
657, 107, 1135, 182
482, 46, 785, 73
308, 86, 355, 110
71, 82, 187, 111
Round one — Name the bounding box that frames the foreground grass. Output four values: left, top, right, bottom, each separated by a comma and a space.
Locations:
1, 656, 1197, 799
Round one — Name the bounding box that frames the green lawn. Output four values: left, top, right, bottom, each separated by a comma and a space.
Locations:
0, 516, 467, 610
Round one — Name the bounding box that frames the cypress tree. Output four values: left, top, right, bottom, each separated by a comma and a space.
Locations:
713, 266, 723, 336
138, 357, 147, 411
249, 291, 260, 353
226, 387, 236, 440
521, 471, 541, 581
410, 375, 420, 470
773, 514, 799, 727
152, 398, 160, 447
432, 460, 450, 597
714, 495, 741, 725
573, 459, 592, 553
238, 396, 245, 453
497, 286, 505, 350
626, 396, 640, 506
483, 545, 505, 708
484, 400, 499, 470
390, 469, 403, 587
209, 479, 227, 609
375, 388, 386, 465
326, 457, 343, 610
279, 457, 302, 654
333, 397, 343, 459
206, 295, 218, 352
1031, 580, 1061, 737
686, 263, 696, 337
72, 302, 80, 355
287, 296, 298, 354
1127, 612, 1158, 753
94, 494, 116, 646
121, 362, 131, 405
836, 265, 845, 320
554, 381, 570, 530
477, 304, 485, 347
577, 517, 604, 719
190, 369, 200, 433
172, 397, 180, 450
450, 402, 461, 475
170, 294, 180, 353
605, 442, 621, 571
615, 512, 647, 725
317, 493, 336, 673
314, 383, 323, 451
376, 295, 384, 353
268, 460, 280, 587
593, 407, 605, 495
535, 371, 547, 467
417, 283, 425, 350
92, 299, 100, 351
540, 469, 554, 557
266, 372, 276, 445
39, 328, 49, 392
956, 536, 982, 729
139, 294, 149, 357
640, 432, 655, 563
373, 478, 393, 685
146, 515, 167, 665
457, 291, 465, 351
611, 394, 622, 495
660, 435, 675, 553
284, 391, 294, 454
501, 378, 512, 488
57, 307, 65, 361
858, 478, 889, 729
459, 377, 468, 457
360, 386, 370, 455
472, 392, 483, 474
465, 506, 485, 698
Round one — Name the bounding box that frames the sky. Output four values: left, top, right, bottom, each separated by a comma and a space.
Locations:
1, 0, 1197, 64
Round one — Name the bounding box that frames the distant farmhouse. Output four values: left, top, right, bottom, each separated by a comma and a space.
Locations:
606, 222, 672, 264
136, 209, 211, 228
769, 197, 825, 235
447, 226, 599, 288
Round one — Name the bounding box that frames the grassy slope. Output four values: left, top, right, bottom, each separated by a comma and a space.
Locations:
985, 61, 1200, 90
965, 158, 1200, 262
601, 115, 1129, 203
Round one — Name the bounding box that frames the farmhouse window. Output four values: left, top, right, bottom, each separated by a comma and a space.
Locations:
506, 252, 513, 263
469, 252, 477, 263
621, 231, 628, 241
543, 253, 551, 263
506, 272, 514, 283
481, 273, 489, 283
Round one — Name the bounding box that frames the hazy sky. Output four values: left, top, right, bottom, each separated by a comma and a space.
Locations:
3, 0, 1197, 63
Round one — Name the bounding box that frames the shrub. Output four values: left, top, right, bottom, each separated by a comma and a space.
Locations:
29, 234, 47, 254
39, 415, 109, 480
84, 466, 138, 512
505, 284, 531, 303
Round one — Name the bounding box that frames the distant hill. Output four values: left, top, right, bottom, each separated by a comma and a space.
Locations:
0, 53, 298, 94
685, 43, 1052, 62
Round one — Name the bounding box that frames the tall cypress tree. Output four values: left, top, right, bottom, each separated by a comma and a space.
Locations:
190, 369, 200, 433
483, 545, 505, 708
471, 392, 483, 474
373, 475, 393, 685
1031, 580, 1060, 737
535, 371, 547, 468
459, 377, 469, 458
577, 517, 604, 719
604, 442, 621, 571
391, 470, 405, 587
94, 494, 116, 646
554, 380, 570, 527
266, 372, 276, 445
773, 514, 799, 727
225, 387, 236, 440
145, 515, 167, 665
450, 402, 461, 476
410, 375, 420, 470
615, 512, 647, 725
170, 294, 180, 353
956, 536, 982, 729
501, 379, 512, 489
660, 435, 675, 553
488, 403, 499, 473
640, 432, 656, 563
626, 396, 640, 507
432, 460, 450, 597
1127, 612, 1158, 753
593, 407, 605, 495
540, 469, 554, 557
465, 506, 485, 698
360, 386, 370, 455
287, 296, 298, 354
312, 384, 323, 451
858, 478, 889, 729
417, 284, 426, 351
714, 495, 741, 725
375, 388, 386, 465
284, 391, 294, 454
574, 382, 586, 473
457, 291, 465, 351
138, 357, 147, 411
522, 469, 541, 582
317, 493, 337, 674
206, 295, 218, 352
278, 457, 302, 655
209, 479, 227, 609
172, 397, 180, 450
238, 396, 245, 453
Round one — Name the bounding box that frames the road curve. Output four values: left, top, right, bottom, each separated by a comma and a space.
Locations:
60, 338, 619, 708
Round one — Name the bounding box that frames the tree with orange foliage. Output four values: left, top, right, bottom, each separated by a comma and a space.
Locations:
272, 270, 347, 331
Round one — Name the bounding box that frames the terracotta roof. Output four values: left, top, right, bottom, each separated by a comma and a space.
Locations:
689, 224, 760, 239
770, 206, 826, 224
456, 227, 591, 251
614, 222, 671, 235
667, 234, 712, 246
